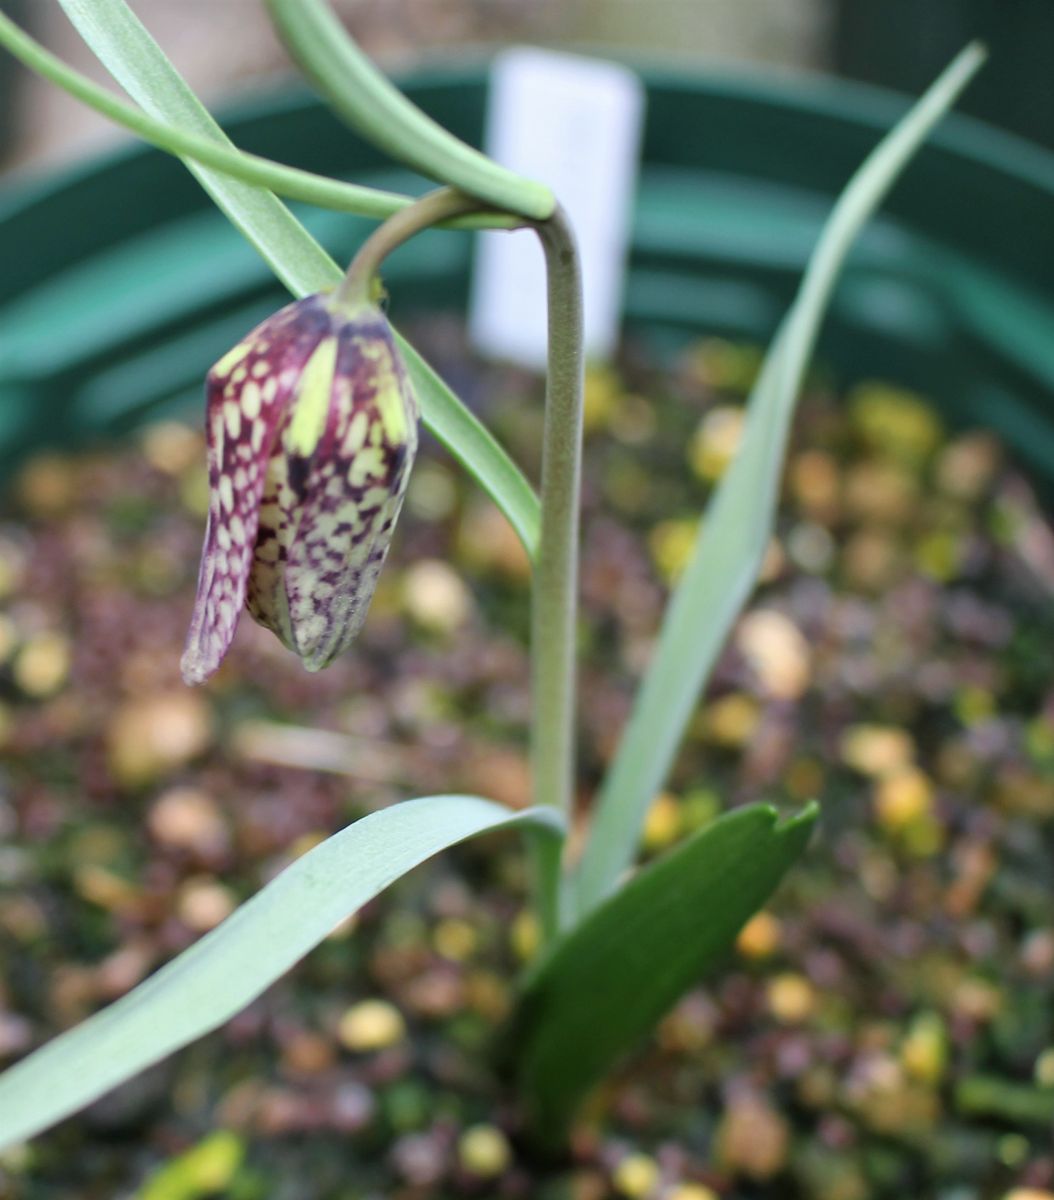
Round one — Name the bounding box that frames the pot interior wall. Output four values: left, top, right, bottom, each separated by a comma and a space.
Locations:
1, 63, 1052, 490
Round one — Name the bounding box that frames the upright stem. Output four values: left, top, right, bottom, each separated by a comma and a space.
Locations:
529, 207, 585, 941
340, 189, 583, 945
336, 188, 490, 310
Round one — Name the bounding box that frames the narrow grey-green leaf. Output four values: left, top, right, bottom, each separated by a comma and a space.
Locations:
0, 10, 415, 221
0, 796, 563, 1150
401, 340, 541, 554
571, 43, 986, 915
55, 0, 540, 559
264, 0, 554, 220
515, 803, 817, 1145
0, 9, 517, 234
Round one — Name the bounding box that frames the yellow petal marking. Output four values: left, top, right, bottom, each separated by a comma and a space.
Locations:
211, 339, 253, 379
358, 339, 407, 444
241, 381, 263, 421
286, 337, 339, 457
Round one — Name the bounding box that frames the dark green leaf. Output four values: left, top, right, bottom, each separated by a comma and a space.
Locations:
514, 802, 817, 1145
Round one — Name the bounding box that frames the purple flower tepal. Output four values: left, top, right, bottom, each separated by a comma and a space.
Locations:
181, 292, 419, 685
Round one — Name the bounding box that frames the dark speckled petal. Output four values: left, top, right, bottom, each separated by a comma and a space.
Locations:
181, 295, 335, 684
276, 317, 418, 671
182, 293, 420, 683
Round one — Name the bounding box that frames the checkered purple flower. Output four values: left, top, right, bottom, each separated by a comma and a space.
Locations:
181, 292, 418, 685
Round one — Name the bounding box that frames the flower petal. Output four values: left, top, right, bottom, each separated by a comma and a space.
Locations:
260, 315, 418, 671
180, 297, 333, 684
244, 333, 342, 653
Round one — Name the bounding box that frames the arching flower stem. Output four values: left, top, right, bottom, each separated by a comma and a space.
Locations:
336, 188, 499, 312
342, 190, 584, 946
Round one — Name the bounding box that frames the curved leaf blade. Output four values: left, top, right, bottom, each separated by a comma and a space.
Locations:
0, 796, 563, 1150
571, 44, 986, 915
401, 340, 541, 555
264, 0, 555, 220
55, 0, 540, 560
0, 11, 416, 221
59, 0, 335, 297
515, 802, 817, 1145
0, 11, 520, 232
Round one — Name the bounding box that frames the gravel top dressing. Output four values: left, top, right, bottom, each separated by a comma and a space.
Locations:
1, 335, 1053, 1200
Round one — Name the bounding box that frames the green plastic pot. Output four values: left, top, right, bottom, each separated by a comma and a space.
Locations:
0, 2, 29, 161
834, 0, 1054, 153
1, 61, 1052, 484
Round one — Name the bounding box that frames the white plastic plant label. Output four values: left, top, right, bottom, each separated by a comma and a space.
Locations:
469, 47, 645, 369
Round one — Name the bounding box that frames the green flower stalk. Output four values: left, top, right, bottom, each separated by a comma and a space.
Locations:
181, 291, 418, 684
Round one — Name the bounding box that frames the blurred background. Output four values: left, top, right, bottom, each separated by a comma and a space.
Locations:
2, 4, 1054, 1199
2, 0, 1053, 174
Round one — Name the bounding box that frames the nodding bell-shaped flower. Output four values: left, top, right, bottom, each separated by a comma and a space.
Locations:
180, 292, 418, 685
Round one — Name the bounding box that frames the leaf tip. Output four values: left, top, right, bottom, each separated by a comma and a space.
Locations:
964, 39, 989, 67
750, 800, 820, 848
773, 800, 820, 853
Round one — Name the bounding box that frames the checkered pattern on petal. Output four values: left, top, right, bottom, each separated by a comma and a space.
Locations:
180, 296, 333, 684
256, 315, 419, 672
